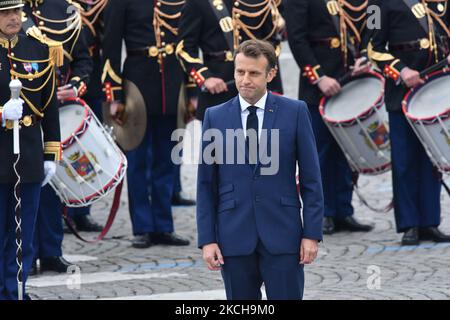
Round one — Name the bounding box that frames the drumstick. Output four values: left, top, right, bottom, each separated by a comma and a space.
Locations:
400, 58, 448, 87
338, 57, 369, 85
200, 79, 235, 93
419, 58, 449, 78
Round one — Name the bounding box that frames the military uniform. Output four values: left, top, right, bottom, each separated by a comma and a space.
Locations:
102, 0, 189, 246
23, 0, 93, 268
0, 1, 61, 298
176, 0, 284, 121
285, 0, 374, 230
369, 0, 450, 242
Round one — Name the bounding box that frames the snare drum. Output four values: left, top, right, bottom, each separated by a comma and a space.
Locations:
319, 72, 391, 174
50, 99, 128, 207
402, 70, 450, 173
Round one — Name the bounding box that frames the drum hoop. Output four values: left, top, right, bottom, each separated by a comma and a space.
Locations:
60, 98, 92, 149
402, 70, 450, 124
66, 158, 127, 206
319, 71, 386, 127
359, 162, 391, 175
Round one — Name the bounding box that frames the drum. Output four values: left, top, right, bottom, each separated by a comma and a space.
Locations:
50, 98, 128, 207
402, 70, 450, 173
319, 72, 391, 175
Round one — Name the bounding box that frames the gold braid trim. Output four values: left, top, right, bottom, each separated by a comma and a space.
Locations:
101, 59, 123, 84
175, 41, 203, 64
44, 141, 62, 162
26, 26, 64, 67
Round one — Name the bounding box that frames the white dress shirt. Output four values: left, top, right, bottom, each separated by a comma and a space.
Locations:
239, 91, 267, 139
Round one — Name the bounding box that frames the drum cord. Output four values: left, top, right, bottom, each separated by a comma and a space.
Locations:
61, 180, 124, 243
352, 173, 394, 213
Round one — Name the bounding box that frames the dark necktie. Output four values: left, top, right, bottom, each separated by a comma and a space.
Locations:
246, 106, 259, 165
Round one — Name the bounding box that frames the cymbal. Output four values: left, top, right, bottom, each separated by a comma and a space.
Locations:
102, 80, 147, 151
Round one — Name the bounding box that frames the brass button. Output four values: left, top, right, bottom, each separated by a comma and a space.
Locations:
39, 21, 44, 26
420, 38, 430, 49
225, 51, 233, 61
22, 115, 32, 127
438, 3, 445, 12
148, 46, 159, 57
10, 52, 14, 56
162, 53, 167, 58
217, 5, 223, 10
234, 1, 239, 6
160, 31, 165, 37
165, 44, 174, 55
36, 10, 41, 15
13, 64, 17, 69
156, 2, 161, 6
330, 38, 341, 49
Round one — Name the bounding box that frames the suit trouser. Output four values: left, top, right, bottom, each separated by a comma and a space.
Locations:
34, 185, 64, 259
127, 115, 177, 235
389, 112, 441, 232
0, 183, 40, 300
221, 241, 304, 300
309, 106, 354, 218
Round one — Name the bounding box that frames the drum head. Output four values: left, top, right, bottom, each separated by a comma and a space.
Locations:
59, 103, 88, 142
323, 77, 383, 122
408, 75, 450, 118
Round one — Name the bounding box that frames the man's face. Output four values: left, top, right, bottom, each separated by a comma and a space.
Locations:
234, 53, 276, 104
0, 8, 23, 37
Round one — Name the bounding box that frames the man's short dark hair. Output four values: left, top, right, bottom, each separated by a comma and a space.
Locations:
235, 40, 277, 72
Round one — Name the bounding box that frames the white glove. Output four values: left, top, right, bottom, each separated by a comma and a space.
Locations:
2, 98, 24, 121
42, 161, 57, 187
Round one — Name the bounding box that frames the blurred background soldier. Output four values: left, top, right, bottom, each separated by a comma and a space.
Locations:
64, 0, 107, 232
102, 0, 190, 249
23, 0, 93, 273
176, 0, 285, 121
369, 0, 450, 245
285, 0, 374, 235
0, 0, 60, 299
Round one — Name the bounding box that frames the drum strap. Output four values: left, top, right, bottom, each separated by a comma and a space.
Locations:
400, 0, 429, 36
208, 0, 235, 52
62, 180, 124, 244
352, 173, 394, 213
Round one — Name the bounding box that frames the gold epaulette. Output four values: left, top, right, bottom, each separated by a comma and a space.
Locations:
26, 26, 64, 67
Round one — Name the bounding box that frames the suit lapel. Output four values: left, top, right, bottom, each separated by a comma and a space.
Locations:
229, 96, 248, 164
256, 92, 278, 173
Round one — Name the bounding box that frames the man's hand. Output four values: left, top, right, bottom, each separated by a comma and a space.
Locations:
317, 76, 341, 97
202, 243, 224, 271
203, 77, 228, 94
300, 238, 318, 265
3, 98, 24, 121
42, 161, 56, 187
57, 84, 77, 101
351, 57, 371, 77
110, 101, 126, 126
400, 67, 425, 88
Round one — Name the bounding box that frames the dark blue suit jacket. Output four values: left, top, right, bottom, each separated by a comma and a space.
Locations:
197, 92, 324, 257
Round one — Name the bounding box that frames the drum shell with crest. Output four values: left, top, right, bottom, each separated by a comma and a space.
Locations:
49, 99, 128, 207
403, 70, 450, 174
320, 72, 391, 175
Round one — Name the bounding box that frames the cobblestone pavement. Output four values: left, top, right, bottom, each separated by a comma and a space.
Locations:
28, 44, 450, 300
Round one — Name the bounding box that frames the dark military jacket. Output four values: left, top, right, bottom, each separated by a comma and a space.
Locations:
285, 0, 375, 106
0, 34, 61, 184
370, 0, 450, 111
101, 0, 186, 116
23, 0, 93, 96
176, 0, 284, 120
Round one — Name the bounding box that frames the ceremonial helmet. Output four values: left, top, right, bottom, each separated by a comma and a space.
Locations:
0, 0, 24, 11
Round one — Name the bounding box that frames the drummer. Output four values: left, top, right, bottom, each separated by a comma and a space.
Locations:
22, 0, 93, 274
369, 0, 450, 245
285, 0, 374, 235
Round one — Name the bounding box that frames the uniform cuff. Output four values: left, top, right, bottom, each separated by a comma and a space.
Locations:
303, 65, 324, 85
44, 141, 62, 162
103, 82, 124, 103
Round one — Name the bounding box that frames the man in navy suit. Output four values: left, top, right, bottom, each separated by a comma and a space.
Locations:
196, 40, 324, 300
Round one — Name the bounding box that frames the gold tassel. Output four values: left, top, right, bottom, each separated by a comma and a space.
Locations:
46, 39, 64, 67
